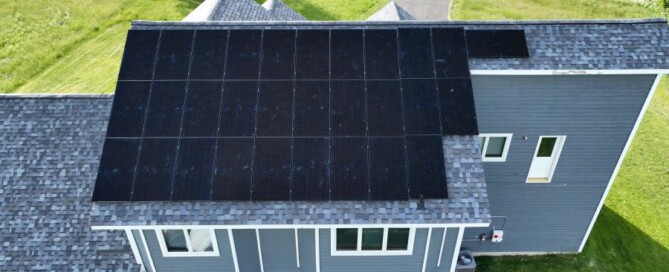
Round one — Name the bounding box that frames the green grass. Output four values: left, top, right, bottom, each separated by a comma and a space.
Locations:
2, 0, 200, 94
450, 0, 663, 20
451, 0, 669, 270
5, 0, 387, 94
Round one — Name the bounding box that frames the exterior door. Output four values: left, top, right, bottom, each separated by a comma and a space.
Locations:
527, 136, 565, 182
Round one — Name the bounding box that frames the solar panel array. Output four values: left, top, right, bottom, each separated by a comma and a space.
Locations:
93, 27, 481, 202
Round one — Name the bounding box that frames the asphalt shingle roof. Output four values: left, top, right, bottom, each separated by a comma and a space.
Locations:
209, 0, 306, 21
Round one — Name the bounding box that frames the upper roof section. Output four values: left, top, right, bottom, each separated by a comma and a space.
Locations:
183, 0, 305, 22
133, 19, 669, 71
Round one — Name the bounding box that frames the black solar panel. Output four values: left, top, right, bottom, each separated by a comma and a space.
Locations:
189, 30, 228, 80
118, 30, 160, 80
154, 30, 194, 80
398, 28, 434, 78
257, 81, 294, 136
294, 81, 329, 136
132, 138, 179, 201
291, 137, 329, 200
252, 138, 292, 201
143, 81, 187, 137
330, 138, 368, 201
181, 81, 222, 137
94, 26, 485, 202
260, 30, 296, 79
365, 30, 400, 79
369, 137, 407, 200
212, 138, 254, 200
106, 81, 151, 137
330, 80, 366, 136
172, 138, 217, 200
225, 30, 262, 79
296, 30, 329, 79
466, 30, 530, 58
331, 30, 364, 79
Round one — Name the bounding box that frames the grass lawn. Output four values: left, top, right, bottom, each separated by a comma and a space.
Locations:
451, 0, 669, 271
3, 0, 200, 94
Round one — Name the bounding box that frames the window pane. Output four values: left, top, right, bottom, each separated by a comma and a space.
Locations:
361, 228, 383, 250
188, 229, 214, 252
387, 228, 410, 250
479, 137, 487, 155
162, 230, 188, 252
537, 137, 557, 157
336, 228, 358, 250
484, 137, 506, 157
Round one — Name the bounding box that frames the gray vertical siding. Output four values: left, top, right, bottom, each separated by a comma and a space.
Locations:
298, 229, 317, 272
258, 229, 299, 271
232, 229, 262, 272
142, 229, 235, 272
133, 230, 154, 272
465, 75, 654, 253
319, 228, 428, 272
423, 228, 460, 272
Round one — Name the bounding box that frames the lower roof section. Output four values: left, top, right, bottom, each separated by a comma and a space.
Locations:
91, 135, 490, 227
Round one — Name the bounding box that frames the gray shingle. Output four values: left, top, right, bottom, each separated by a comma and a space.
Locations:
0, 95, 138, 271
210, 0, 305, 21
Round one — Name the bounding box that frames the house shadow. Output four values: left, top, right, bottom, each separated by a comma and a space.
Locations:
474, 206, 669, 271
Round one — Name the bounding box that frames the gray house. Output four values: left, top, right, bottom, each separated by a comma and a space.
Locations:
2, 4, 669, 272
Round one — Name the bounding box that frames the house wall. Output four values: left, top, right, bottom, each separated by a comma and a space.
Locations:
142, 229, 236, 272
465, 74, 655, 253
132, 230, 154, 272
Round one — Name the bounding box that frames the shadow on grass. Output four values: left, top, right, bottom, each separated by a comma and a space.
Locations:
175, 0, 204, 16
475, 206, 669, 272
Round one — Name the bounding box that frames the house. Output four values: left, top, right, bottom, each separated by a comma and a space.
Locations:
2, 3, 669, 272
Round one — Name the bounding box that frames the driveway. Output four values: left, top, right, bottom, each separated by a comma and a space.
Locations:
394, 0, 451, 20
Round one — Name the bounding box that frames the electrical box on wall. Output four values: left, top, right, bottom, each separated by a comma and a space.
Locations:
491, 230, 504, 243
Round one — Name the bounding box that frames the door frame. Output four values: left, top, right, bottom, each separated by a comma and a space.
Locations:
526, 135, 566, 183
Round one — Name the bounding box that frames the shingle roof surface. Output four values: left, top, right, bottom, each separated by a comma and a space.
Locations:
132, 19, 669, 70
210, 0, 306, 21
367, 1, 415, 21
0, 95, 138, 271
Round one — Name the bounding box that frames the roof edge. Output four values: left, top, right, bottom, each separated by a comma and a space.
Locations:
132, 17, 668, 28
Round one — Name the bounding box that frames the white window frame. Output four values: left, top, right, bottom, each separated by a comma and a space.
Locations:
479, 133, 513, 162
330, 227, 415, 256
526, 135, 567, 183
156, 229, 220, 257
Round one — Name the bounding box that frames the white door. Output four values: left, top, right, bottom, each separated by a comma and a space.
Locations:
527, 136, 565, 182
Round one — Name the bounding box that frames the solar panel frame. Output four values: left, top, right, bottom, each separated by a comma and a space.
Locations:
431, 28, 470, 78
219, 81, 259, 137
330, 137, 369, 201
143, 81, 188, 137
465, 30, 530, 58
406, 136, 447, 199
398, 28, 435, 78
291, 137, 330, 201
330, 80, 367, 137
366, 80, 404, 136
368, 137, 408, 200
296, 30, 330, 79
401, 79, 442, 135
438, 78, 479, 135
293, 81, 330, 137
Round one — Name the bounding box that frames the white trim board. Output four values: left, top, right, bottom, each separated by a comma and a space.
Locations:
139, 230, 156, 272
421, 228, 432, 272
577, 74, 663, 252
124, 229, 145, 271
449, 227, 465, 272
92, 222, 489, 231
470, 69, 669, 76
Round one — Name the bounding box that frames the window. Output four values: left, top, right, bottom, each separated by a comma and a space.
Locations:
479, 134, 512, 162
331, 227, 415, 256
156, 229, 219, 257
527, 136, 566, 183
